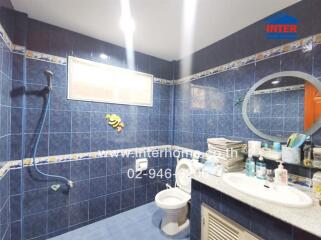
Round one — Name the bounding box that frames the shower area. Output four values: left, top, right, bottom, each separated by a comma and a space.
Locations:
0, 5, 175, 240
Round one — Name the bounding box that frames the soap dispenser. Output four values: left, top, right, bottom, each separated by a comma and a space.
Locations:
274, 161, 288, 185
256, 155, 266, 180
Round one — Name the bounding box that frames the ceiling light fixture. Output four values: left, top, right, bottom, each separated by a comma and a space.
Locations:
120, 0, 135, 34
272, 80, 280, 85
120, 16, 135, 34
120, 0, 135, 70
100, 53, 109, 60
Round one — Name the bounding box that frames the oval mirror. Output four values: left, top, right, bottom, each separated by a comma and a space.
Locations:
242, 71, 321, 142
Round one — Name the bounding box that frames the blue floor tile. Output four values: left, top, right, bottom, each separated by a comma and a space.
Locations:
49, 202, 190, 240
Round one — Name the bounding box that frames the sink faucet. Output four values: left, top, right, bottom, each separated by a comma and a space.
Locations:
264, 169, 274, 188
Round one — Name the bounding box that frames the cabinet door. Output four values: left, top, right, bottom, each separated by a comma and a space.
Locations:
201, 204, 261, 240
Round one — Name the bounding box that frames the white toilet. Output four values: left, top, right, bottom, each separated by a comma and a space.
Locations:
155, 158, 194, 236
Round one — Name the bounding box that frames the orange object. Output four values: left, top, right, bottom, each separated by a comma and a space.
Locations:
304, 82, 321, 131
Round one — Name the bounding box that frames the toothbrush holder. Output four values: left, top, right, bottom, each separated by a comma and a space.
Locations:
282, 146, 301, 165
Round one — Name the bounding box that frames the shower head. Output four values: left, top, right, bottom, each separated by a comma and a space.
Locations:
44, 69, 54, 77
44, 70, 54, 90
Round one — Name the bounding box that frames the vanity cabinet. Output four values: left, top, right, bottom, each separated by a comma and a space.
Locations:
190, 180, 320, 240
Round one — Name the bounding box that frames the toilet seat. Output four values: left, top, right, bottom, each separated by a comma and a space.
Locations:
175, 158, 194, 193
155, 187, 190, 210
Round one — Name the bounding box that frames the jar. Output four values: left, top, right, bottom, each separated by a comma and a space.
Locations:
312, 172, 321, 199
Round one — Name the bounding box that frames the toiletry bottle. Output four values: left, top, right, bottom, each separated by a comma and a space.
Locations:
274, 161, 288, 185
303, 136, 313, 167
245, 157, 250, 176
256, 155, 267, 180
246, 157, 255, 177
273, 142, 281, 152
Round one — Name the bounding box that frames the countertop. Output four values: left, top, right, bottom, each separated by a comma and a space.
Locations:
192, 172, 321, 237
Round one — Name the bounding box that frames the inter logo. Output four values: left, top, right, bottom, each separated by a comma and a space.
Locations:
265, 13, 298, 40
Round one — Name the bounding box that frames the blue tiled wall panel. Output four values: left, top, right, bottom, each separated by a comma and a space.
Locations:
3, 10, 176, 240
173, 48, 321, 153
8, 155, 173, 239
248, 89, 304, 137
0, 35, 12, 240
0, 37, 12, 164
0, 173, 10, 240
190, 180, 320, 240
8, 57, 174, 158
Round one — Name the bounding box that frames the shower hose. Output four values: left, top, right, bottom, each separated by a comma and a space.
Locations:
32, 89, 74, 188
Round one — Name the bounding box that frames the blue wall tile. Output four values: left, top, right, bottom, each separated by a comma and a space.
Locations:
106, 174, 121, 194
23, 212, 47, 239
71, 111, 90, 133
23, 188, 48, 216
135, 186, 147, 207
121, 188, 134, 210
48, 133, 71, 155
47, 207, 69, 234
89, 158, 106, 178
23, 165, 48, 191
70, 180, 90, 204
26, 59, 50, 85
49, 110, 71, 133
90, 132, 107, 152
106, 156, 121, 175
47, 185, 69, 210
69, 201, 89, 226
89, 196, 106, 220
70, 160, 89, 181
71, 132, 90, 153
106, 192, 121, 216
89, 177, 106, 198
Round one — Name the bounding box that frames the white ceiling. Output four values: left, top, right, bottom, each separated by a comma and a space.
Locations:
12, 0, 299, 61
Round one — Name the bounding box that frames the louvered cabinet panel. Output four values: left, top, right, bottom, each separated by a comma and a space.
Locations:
201, 204, 261, 240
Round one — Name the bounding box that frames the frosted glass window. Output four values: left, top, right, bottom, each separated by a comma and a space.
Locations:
67, 56, 153, 106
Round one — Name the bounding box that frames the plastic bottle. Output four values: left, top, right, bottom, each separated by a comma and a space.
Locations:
246, 157, 255, 177
274, 161, 288, 185
256, 155, 267, 180
303, 136, 313, 167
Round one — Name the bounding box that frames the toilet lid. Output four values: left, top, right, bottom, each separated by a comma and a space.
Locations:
176, 159, 194, 193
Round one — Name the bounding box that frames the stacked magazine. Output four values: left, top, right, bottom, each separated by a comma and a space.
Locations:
206, 138, 245, 172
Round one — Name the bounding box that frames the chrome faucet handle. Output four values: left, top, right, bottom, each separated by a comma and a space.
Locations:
264, 169, 274, 188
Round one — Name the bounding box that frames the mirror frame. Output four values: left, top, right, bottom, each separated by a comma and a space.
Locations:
242, 71, 321, 142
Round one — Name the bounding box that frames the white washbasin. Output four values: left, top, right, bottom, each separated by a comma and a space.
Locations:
223, 173, 313, 208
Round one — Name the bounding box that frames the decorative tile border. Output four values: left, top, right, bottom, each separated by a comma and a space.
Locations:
0, 143, 314, 189
12, 44, 26, 55
252, 84, 304, 95
0, 145, 173, 178
0, 145, 202, 178
1, 21, 320, 86
154, 78, 174, 85
0, 23, 13, 51
174, 34, 321, 85
25, 50, 67, 65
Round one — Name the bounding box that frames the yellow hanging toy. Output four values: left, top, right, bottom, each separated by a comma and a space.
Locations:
105, 114, 125, 132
